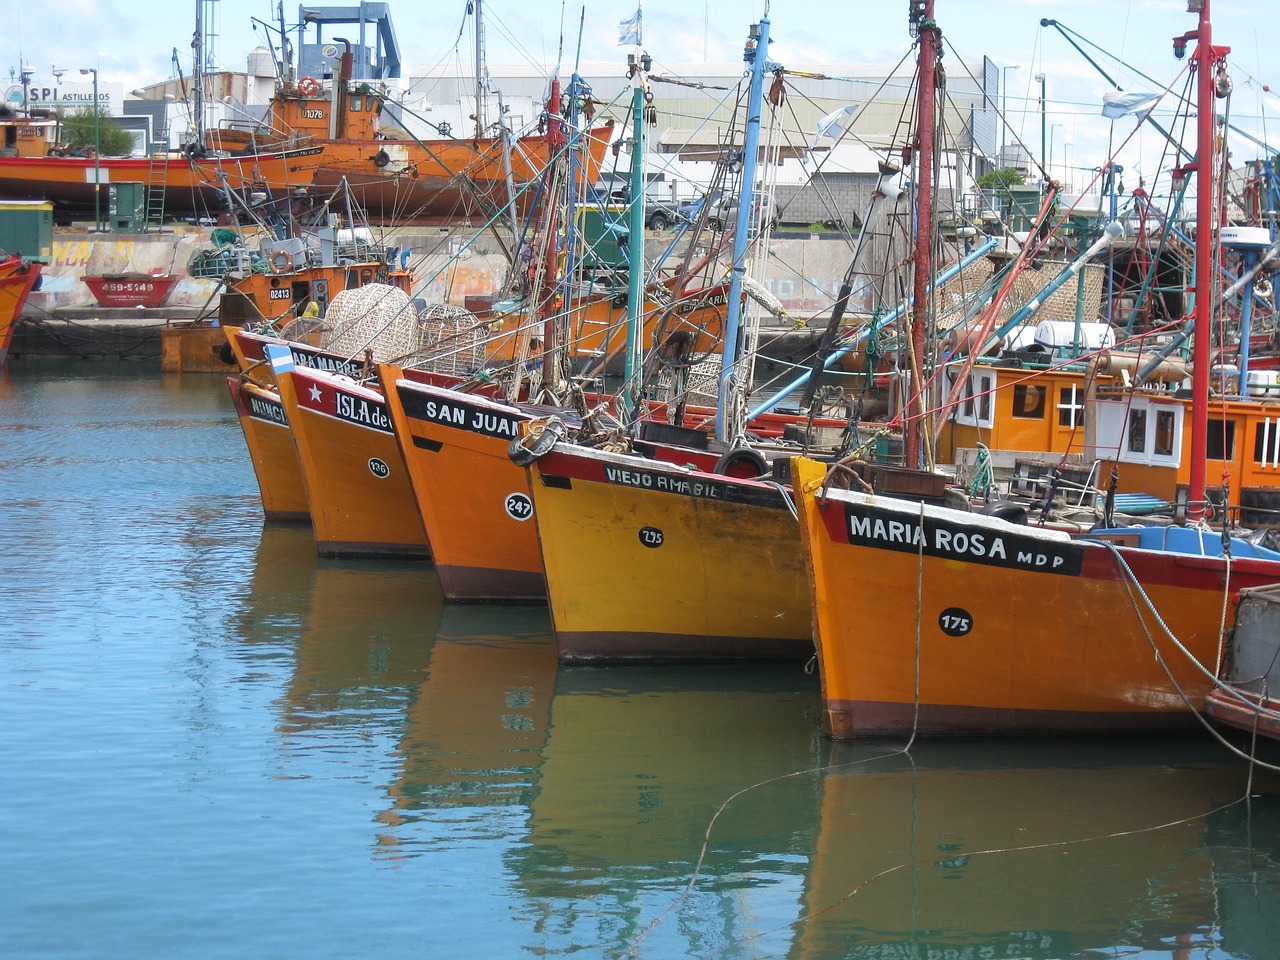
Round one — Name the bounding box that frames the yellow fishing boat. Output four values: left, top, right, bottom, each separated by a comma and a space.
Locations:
524, 442, 812, 661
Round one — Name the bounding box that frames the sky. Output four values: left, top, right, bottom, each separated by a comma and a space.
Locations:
5, 0, 1279, 194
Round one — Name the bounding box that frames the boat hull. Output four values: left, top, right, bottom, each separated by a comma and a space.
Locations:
307, 124, 613, 221
791, 455, 1280, 738
527, 445, 813, 662
378, 373, 545, 601
270, 355, 429, 558
1205, 582, 1280, 740
0, 256, 41, 364
227, 375, 310, 522
0, 147, 321, 217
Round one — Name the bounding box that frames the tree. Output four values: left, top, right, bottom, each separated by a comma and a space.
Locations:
975, 167, 1026, 191
59, 107, 137, 157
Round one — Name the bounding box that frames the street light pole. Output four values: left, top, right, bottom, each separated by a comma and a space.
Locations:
1034, 72, 1046, 176
80, 67, 101, 233
1001, 64, 1020, 167
1050, 122, 1063, 185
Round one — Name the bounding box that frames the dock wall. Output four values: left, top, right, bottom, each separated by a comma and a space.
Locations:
13, 227, 860, 362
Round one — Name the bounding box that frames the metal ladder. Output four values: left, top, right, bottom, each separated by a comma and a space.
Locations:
144, 152, 168, 233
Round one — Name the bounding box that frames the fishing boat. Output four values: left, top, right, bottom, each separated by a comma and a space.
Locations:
209, 4, 613, 223
0, 248, 42, 365
0, 100, 319, 219
226, 371, 311, 522
1204, 583, 1280, 741
791, 0, 1280, 739
170, 183, 417, 373
265, 341, 430, 558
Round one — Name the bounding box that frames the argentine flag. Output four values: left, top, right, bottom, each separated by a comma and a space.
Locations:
618, 7, 642, 46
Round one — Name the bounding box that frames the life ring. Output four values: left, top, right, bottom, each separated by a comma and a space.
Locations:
298, 76, 322, 96
270, 250, 294, 274
713, 447, 768, 479
508, 416, 567, 466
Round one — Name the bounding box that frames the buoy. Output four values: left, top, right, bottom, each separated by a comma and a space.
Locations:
269, 250, 294, 274
298, 76, 322, 96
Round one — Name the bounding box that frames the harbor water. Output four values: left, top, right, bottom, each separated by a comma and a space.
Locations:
3, 360, 1280, 960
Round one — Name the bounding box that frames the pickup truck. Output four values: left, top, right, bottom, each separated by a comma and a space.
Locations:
608, 188, 683, 231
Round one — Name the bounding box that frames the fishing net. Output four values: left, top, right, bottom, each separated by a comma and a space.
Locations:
319, 284, 426, 362
317, 283, 488, 372
413, 302, 491, 377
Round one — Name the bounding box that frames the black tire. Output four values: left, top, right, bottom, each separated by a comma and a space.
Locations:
978, 500, 1028, 524
648, 211, 669, 231
507, 416, 567, 466
713, 447, 768, 479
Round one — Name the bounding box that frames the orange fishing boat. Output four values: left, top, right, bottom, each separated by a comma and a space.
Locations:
266, 344, 429, 558
208, 44, 612, 223
226, 373, 310, 522
0, 249, 42, 365
782, 1, 1280, 739
791, 454, 1280, 737
375, 371, 551, 600
0, 109, 320, 218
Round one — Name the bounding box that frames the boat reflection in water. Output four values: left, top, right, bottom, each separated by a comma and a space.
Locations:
791, 737, 1270, 960
248, 520, 1280, 958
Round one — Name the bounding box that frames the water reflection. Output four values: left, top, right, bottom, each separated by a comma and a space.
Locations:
788, 738, 1276, 960
246, 525, 1280, 959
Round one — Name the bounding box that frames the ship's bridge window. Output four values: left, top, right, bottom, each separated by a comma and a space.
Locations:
1154, 409, 1176, 456
1208, 418, 1236, 460
1104, 397, 1182, 466
1128, 409, 1147, 452
348, 95, 364, 112
947, 371, 994, 428
1012, 384, 1046, 419
1253, 418, 1280, 467
1057, 385, 1085, 427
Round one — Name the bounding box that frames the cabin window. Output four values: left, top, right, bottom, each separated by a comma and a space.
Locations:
952, 372, 994, 428
1154, 410, 1176, 456
1012, 384, 1046, 419
1254, 418, 1280, 467
348, 95, 364, 112
1208, 419, 1235, 460
1127, 409, 1147, 453
1057, 385, 1084, 427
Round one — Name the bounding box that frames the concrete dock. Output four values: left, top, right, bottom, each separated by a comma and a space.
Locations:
11, 226, 849, 364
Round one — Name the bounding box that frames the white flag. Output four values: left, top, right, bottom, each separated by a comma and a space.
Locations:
1101, 90, 1158, 119
811, 104, 858, 148
618, 8, 642, 45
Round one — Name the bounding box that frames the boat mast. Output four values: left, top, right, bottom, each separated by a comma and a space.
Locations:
622, 51, 649, 417
904, 0, 939, 469
715, 11, 772, 441
473, 0, 486, 140
1184, 0, 1229, 519
193, 0, 206, 146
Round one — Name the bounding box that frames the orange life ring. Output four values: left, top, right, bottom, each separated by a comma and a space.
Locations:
298, 76, 321, 96
270, 250, 294, 274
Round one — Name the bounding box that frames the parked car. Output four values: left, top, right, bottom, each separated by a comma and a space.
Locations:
706, 193, 777, 232
677, 192, 719, 223
607, 188, 683, 231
